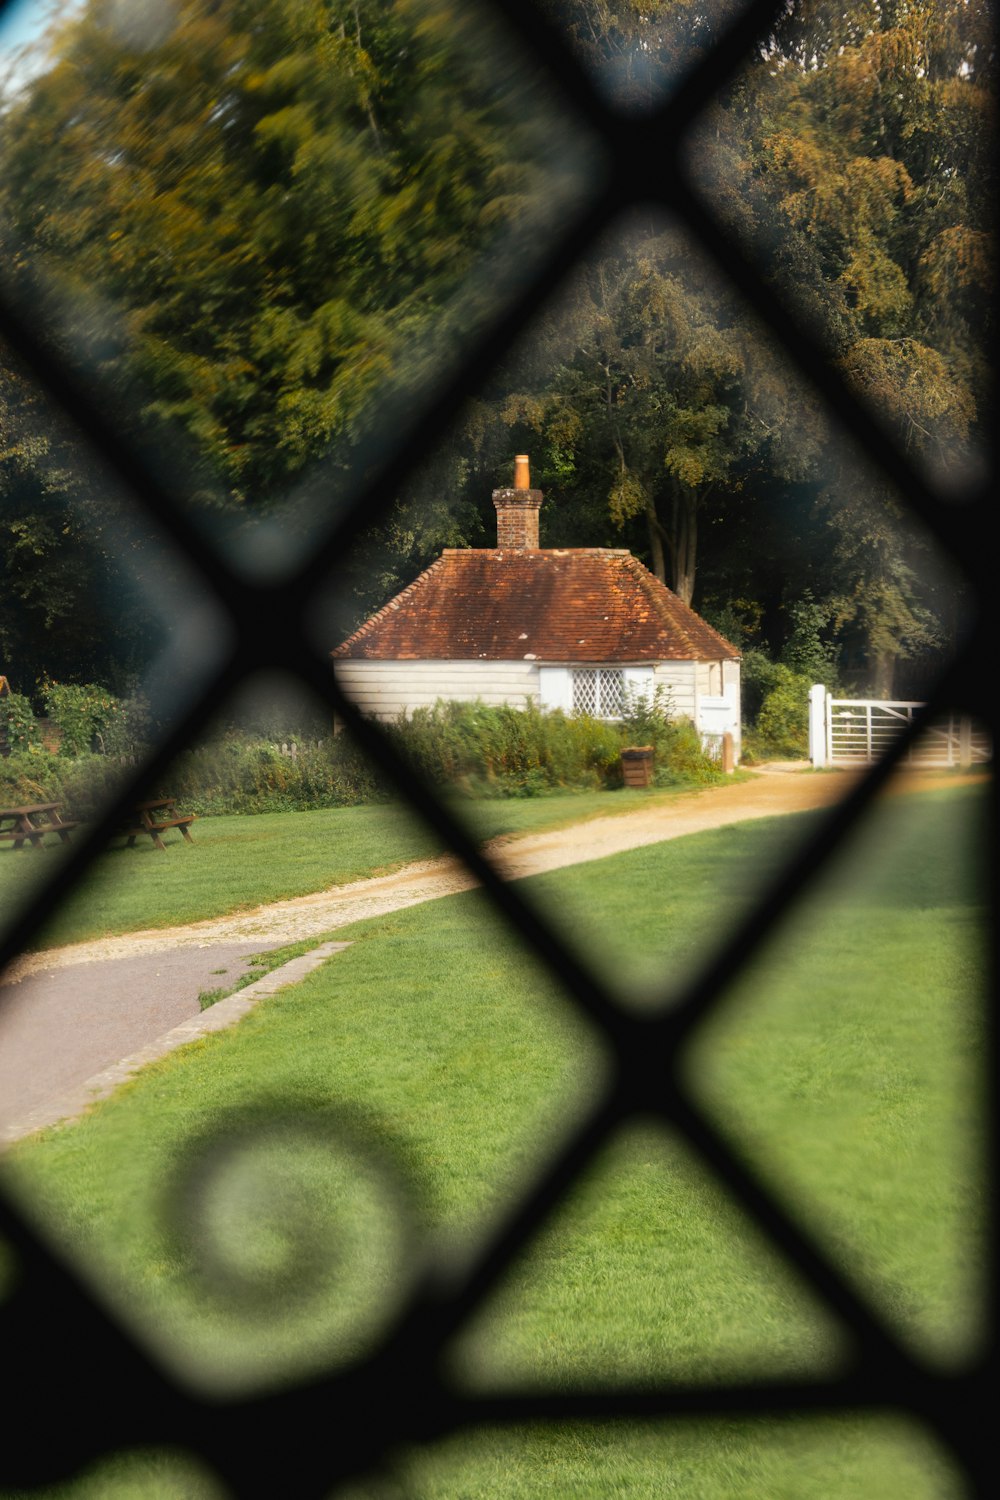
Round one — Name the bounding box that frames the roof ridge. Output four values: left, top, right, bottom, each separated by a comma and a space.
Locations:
438, 546, 633, 556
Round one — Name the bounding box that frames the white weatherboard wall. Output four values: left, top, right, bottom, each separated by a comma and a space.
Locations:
538, 663, 701, 719
335, 657, 740, 742
335, 659, 539, 720
654, 661, 697, 722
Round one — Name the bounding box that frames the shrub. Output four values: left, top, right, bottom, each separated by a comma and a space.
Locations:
0, 736, 385, 822
98, 693, 153, 757
619, 686, 727, 786
780, 590, 840, 689
387, 697, 721, 797
740, 600, 839, 762
160, 735, 386, 816
0, 751, 134, 821
653, 717, 728, 784
0, 691, 39, 754
388, 700, 619, 796
0, 698, 725, 819
40, 680, 127, 757
753, 664, 814, 759
739, 649, 785, 726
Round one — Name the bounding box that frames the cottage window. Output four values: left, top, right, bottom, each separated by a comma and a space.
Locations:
572, 667, 625, 718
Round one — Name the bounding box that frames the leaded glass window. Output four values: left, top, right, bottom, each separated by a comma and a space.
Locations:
572, 667, 625, 719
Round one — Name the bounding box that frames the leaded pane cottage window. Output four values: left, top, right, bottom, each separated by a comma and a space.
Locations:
572, 666, 625, 719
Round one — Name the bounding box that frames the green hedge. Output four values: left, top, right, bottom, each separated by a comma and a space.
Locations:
165, 737, 381, 814
0, 700, 724, 819
0, 751, 135, 821
740, 653, 815, 760
391, 699, 724, 797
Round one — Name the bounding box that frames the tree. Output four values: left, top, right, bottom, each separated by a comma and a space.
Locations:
0, 0, 577, 512
0, 0, 991, 694
471, 222, 826, 608
535, 0, 750, 109
686, 0, 994, 690
0, 345, 163, 690
717, 0, 994, 441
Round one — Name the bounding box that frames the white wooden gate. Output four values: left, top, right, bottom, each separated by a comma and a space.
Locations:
808, 686, 991, 768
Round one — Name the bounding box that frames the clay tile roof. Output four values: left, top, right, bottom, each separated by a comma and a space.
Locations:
333, 549, 739, 662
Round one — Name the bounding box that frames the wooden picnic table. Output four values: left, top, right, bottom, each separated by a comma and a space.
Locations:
114, 798, 195, 851
0, 802, 79, 850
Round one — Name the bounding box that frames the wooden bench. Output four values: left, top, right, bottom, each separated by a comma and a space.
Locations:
113, 798, 195, 851
0, 803, 79, 849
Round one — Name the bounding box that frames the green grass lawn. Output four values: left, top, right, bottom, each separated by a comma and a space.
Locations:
0, 780, 754, 952
1, 782, 984, 1498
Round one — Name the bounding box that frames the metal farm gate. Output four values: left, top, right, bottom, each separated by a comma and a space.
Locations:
0, 3, 993, 1499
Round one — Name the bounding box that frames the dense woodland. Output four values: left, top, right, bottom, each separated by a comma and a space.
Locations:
0, 0, 994, 704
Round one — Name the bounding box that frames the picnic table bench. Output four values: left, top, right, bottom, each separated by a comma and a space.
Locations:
114, 798, 196, 851
0, 802, 79, 850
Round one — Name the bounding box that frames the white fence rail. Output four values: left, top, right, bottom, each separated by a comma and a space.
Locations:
808, 686, 991, 769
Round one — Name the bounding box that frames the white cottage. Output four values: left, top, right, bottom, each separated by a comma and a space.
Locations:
333, 457, 741, 757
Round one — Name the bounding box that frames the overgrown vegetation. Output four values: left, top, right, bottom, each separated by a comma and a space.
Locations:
728, 596, 843, 761
740, 654, 816, 761
0, 682, 150, 760
0, 695, 725, 818
396, 696, 723, 798
0, 748, 133, 821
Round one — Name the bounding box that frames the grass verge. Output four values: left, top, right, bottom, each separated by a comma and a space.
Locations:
2, 783, 983, 1497
2, 779, 758, 951
197, 937, 329, 1011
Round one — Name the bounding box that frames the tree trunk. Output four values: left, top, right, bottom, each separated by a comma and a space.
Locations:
871, 648, 896, 699
671, 490, 697, 606
645, 502, 667, 583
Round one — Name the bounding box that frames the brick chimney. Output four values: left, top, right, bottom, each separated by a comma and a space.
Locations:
493, 454, 542, 549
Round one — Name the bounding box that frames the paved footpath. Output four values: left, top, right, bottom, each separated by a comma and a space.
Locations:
0, 940, 350, 1144
0, 765, 959, 1144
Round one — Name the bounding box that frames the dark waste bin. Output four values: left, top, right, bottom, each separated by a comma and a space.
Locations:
621, 745, 654, 787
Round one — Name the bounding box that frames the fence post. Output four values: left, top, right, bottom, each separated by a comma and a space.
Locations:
808, 684, 827, 767
959, 716, 972, 770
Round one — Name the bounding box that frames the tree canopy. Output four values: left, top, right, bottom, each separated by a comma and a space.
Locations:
0, 0, 993, 698
1, 0, 581, 507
